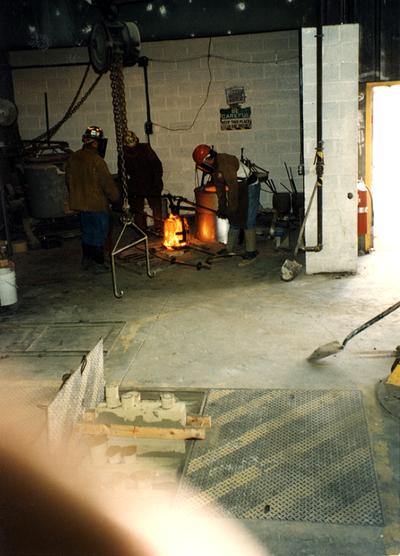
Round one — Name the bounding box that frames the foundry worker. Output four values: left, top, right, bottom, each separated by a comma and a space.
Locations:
192, 144, 261, 265
122, 130, 164, 232
65, 126, 120, 273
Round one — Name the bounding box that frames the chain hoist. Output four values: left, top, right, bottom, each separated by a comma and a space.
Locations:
109, 54, 130, 218
89, 19, 154, 297
32, 66, 102, 145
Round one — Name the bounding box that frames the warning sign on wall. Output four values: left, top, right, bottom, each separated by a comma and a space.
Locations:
220, 106, 252, 130
220, 86, 252, 130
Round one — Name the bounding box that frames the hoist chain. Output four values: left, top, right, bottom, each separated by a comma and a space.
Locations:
109, 54, 132, 222
108, 52, 155, 295
33, 66, 102, 143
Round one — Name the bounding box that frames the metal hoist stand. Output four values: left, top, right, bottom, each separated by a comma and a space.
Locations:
108, 54, 154, 298
111, 219, 154, 298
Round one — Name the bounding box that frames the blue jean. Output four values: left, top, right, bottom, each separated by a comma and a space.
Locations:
229, 180, 261, 233
246, 180, 261, 229
80, 211, 110, 248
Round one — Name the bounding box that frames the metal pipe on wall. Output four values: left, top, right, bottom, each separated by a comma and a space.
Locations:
138, 56, 153, 144
316, 0, 324, 250
11, 62, 89, 70
305, 1, 324, 252
298, 29, 305, 177
0, 51, 18, 257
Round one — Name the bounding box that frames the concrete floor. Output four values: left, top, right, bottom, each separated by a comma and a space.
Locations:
0, 231, 399, 556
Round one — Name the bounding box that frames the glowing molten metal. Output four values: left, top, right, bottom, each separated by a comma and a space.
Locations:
163, 214, 189, 250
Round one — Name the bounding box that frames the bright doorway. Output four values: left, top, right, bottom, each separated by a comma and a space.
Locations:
367, 82, 400, 251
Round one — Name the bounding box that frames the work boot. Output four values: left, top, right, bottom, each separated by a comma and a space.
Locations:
238, 250, 259, 266
92, 263, 109, 274
216, 247, 231, 256
238, 229, 259, 266
91, 246, 109, 274
81, 243, 93, 270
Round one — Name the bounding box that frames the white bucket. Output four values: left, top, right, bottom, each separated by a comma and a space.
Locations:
216, 217, 230, 244
0, 267, 18, 306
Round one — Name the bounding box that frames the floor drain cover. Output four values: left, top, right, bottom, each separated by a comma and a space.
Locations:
180, 389, 383, 526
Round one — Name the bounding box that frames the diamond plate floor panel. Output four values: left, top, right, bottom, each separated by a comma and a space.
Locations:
0, 321, 125, 355
181, 389, 384, 526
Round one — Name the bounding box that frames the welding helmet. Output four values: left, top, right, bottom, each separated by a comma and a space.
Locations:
192, 144, 216, 173
82, 125, 108, 158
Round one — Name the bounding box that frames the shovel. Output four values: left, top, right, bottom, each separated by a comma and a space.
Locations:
308, 300, 400, 361
280, 181, 318, 281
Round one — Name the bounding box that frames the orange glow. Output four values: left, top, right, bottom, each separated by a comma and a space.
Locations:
163, 214, 189, 250
196, 214, 216, 242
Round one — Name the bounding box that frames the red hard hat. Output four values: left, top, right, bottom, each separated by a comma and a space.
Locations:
192, 144, 212, 166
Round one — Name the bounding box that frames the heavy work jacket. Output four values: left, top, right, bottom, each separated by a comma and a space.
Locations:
214, 153, 248, 228
66, 145, 120, 212
123, 143, 163, 198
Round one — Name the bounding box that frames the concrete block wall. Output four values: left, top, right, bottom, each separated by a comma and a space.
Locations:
302, 25, 359, 274
10, 30, 301, 205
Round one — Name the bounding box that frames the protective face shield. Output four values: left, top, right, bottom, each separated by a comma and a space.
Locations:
192, 144, 216, 173
82, 126, 108, 158
123, 130, 139, 148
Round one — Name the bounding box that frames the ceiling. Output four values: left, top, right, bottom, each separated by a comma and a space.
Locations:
0, 0, 349, 51
1, 1, 399, 82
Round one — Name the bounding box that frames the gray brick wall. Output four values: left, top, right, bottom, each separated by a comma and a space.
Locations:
11, 30, 301, 205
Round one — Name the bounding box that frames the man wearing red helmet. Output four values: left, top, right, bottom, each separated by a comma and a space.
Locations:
192, 144, 260, 265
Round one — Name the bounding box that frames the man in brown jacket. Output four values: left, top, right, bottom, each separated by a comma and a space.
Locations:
122, 131, 164, 232
66, 126, 120, 273
192, 144, 260, 265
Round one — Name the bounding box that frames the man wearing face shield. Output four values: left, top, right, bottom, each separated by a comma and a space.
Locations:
122, 131, 164, 232
192, 144, 261, 265
66, 126, 120, 273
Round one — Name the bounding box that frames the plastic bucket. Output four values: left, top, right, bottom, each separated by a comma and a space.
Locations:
0, 267, 18, 306
216, 217, 230, 244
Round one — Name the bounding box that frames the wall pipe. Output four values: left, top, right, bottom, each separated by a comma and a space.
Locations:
138, 56, 153, 144
304, 1, 324, 252
11, 62, 89, 70
44, 92, 51, 147
297, 29, 305, 177
0, 172, 12, 258
0, 51, 17, 258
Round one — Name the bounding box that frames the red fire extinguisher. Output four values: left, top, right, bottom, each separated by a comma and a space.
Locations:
357, 180, 368, 236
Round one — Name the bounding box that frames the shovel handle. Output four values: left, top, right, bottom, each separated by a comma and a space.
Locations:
342, 301, 400, 346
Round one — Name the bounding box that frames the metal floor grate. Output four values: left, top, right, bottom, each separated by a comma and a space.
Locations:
180, 389, 384, 526
0, 321, 125, 355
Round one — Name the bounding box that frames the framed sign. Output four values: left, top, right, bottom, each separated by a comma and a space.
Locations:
225, 86, 246, 106
220, 86, 252, 130
220, 106, 252, 130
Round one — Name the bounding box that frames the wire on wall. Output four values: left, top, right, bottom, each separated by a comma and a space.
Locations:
149, 46, 298, 133
15, 41, 299, 139
32, 64, 102, 142
149, 54, 298, 65
152, 37, 213, 132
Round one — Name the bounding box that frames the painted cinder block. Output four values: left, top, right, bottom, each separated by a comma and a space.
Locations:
303, 24, 359, 275
12, 31, 301, 203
